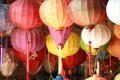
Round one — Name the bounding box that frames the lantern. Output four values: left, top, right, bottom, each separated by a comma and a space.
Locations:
0, 48, 18, 79
114, 73, 120, 80
39, 0, 73, 30
114, 24, 120, 39
79, 36, 110, 55
46, 32, 79, 58
85, 74, 107, 80
81, 24, 111, 48
13, 47, 46, 75
9, 0, 43, 30
48, 25, 73, 48
106, 0, 120, 25
11, 28, 45, 54
107, 36, 120, 60
68, 0, 107, 27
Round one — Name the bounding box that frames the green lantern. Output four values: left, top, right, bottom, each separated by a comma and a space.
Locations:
79, 36, 109, 55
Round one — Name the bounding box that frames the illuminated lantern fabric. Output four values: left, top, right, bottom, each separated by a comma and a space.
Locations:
48, 25, 73, 48
9, 0, 43, 30
11, 28, 45, 54
56, 48, 87, 68
13, 47, 46, 75
81, 24, 111, 48
85, 75, 107, 80
0, 4, 15, 34
79, 36, 109, 55
114, 24, 120, 39
114, 73, 120, 80
68, 0, 107, 27
106, 0, 120, 25
107, 36, 120, 60
0, 48, 18, 77
39, 0, 73, 30
46, 32, 79, 58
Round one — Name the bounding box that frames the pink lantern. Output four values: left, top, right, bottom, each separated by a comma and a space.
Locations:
11, 28, 45, 54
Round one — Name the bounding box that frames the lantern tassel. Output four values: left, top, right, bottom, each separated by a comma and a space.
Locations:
97, 56, 99, 75
26, 31, 30, 80
1, 35, 3, 64
58, 44, 62, 75
5, 36, 8, 54
88, 41, 91, 76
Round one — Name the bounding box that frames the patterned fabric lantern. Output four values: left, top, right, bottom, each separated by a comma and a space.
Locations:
46, 32, 79, 58
48, 25, 73, 48
81, 24, 111, 48
106, 0, 120, 25
114, 24, 120, 39
68, 0, 108, 27
9, 0, 43, 30
107, 36, 120, 60
11, 28, 45, 54
79, 36, 110, 55
0, 48, 18, 78
13, 47, 46, 75
85, 75, 107, 80
114, 73, 120, 80
39, 0, 73, 30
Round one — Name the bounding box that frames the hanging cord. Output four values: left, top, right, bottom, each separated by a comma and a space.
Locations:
100, 0, 106, 8
48, 52, 54, 80
1, 33, 4, 64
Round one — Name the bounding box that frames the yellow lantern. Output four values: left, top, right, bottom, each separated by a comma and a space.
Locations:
46, 32, 79, 58
114, 73, 120, 80
39, 0, 73, 30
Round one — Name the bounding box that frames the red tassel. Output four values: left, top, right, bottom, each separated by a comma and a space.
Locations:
49, 52, 52, 62
53, 55, 55, 69
89, 41, 91, 76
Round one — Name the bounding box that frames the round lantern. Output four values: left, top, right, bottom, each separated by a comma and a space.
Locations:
85, 74, 107, 80
106, 0, 120, 25
81, 24, 111, 48
114, 24, 120, 39
79, 36, 110, 55
39, 0, 73, 30
107, 36, 120, 60
9, 0, 43, 30
0, 48, 18, 78
46, 32, 80, 58
56, 48, 87, 69
11, 28, 45, 54
68, 0, 108, 27
114, 73, 120, 80
13, 47, 46, 75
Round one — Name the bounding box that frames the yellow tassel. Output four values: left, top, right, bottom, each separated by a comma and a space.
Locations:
58, 45, 62, 74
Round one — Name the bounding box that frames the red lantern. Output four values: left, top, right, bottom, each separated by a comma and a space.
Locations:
13, 47, 46, 75
9, 0, 43, 30
11, 28, 45, 54
68, 0, 108, 27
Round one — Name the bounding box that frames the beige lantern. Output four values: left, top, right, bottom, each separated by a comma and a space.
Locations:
0, 48, 18, 78
81, 24, 111, 48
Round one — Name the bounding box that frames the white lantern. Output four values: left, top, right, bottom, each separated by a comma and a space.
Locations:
106, 0, 120, 25
81, 24, 111, 48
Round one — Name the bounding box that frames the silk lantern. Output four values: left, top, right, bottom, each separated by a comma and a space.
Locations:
106, 0, 120, 25
13, 47, 46, 75
81, 24, 111, 49
0, 3, 15, 64
114, 24, 120, 39
85, 75, 107, 80
107, 36, 120, 60
114, 73, 120, 80
79, 36, 110, 55
11, 28, 45, 54
0, 48, 18, 79
68, 0, 108, 27
39, 0, 73, 30
46, 32, 79, 58
9, 0, 43, 30
48, 25, 73, 48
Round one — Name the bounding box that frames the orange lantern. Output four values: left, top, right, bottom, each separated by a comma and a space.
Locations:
107, 36, 120, 60
114, 24, 120, 39
39, 0, 73, 30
